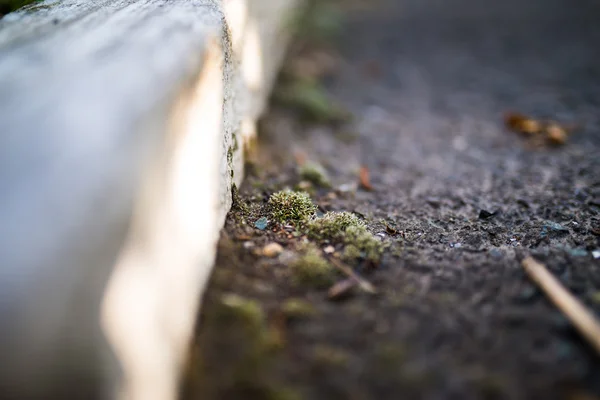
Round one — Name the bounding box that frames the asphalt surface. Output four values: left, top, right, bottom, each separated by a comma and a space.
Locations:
186, 1, 600, 399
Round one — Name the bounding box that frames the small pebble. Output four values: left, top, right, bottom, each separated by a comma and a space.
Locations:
255, 217, 268, 230
323, 245, 335, 254
243, 241, 255, 249
338, 183, 357, 193
297, 181, 312, 191
592, 250, 600, 259
263, 242, 284, 258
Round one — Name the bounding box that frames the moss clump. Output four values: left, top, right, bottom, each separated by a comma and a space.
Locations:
268, 190, 317, 224
281, 298, 316, 318
299, 162, 331, 188
307, 211, 364, 241
342, 244, 362, 261
291, 245, 334, 287
274, 80, 350, 124
291, 0, 345, 44
219, 293, 265, 329
306, 211, 383, 262
312, 345, 350, 367
344, 225, 383, 263
231, 184, 249, 214
0, 0, 40, 15
190, 293, 288, 398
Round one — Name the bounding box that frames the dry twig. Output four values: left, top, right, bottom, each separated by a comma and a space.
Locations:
521, 256, 600, 354
328, 257, 377, 294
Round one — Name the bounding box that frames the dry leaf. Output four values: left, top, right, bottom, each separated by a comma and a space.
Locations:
504, 112, 542, 135
359, 165, 373, 191
545, 122, 568, 145
294, 150, 307, 166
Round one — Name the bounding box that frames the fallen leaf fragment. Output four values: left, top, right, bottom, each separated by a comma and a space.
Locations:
522, 256, 600, 354
545, 122, 568, 146
294, 150, 307, 166
385, 224, 398, 235
359, 165, 373, 191
504, 112, 542, 135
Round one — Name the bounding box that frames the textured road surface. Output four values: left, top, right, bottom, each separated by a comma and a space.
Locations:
188, 0, 600, 399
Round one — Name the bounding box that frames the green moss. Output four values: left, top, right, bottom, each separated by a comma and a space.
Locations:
281, 298, 316, 318
190, 292, 301, 399
273, 80, 350, 124
344, 225, 384, 263
306, 211, 383, 263
299, 162, 331, 188
0, 0, 41, 15
312, 345, 350, 367
219, 293, 265, 328
291, 245, 334, 288
307, 211, 364, 241
264, 387, 304, 400
375, 343, 406, 369
342, 244, 362, 261
291, 0, 345, 44
268, 190, 317, 224
231, 184, 249, 214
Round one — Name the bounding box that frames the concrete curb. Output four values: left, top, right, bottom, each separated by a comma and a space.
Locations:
0, 0, 302, 398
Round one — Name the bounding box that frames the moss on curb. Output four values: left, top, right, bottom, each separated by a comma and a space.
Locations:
307, 211, 383, 262
307, 211, 363, 241
268, 190, 317, 224
274, 80, 350, 124
344, 225, 383, 263
291, 245, 334, 288
299, 162, 331, 188
281, 298, 316, 318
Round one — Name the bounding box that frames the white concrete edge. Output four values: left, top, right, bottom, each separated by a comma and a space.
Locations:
0, 0, 302, 399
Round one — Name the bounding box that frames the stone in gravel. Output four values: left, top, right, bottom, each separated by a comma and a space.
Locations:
323, 245, 336, 254
255, 217, 268, 230
479, 209, 497, 219
263, 243, 284, 258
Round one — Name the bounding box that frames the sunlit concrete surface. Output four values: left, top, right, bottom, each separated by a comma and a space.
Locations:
0, 0, 301, 398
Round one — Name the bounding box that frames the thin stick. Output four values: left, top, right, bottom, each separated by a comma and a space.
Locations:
522, 256, 600, 354
328, 257, 377, 294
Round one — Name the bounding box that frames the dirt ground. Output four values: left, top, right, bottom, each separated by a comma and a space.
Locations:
182, 0, 600, 399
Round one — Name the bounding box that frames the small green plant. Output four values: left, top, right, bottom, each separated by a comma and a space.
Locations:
344, 225, 383, 263
194, 293, 292, 398
218, 293, 265, 328
307, 211, 363, 241
299, 162, 331, 188
307, 211, 383, 262
0, 0, 46, 15
291, 245, 334, 287
292, 0, 345, 44
281, 298, 316, 318
268, 190, 317, 223
274, 80, 350, 124
342, 244, 362, 261
312, 345, 350, 367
